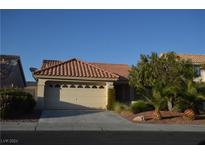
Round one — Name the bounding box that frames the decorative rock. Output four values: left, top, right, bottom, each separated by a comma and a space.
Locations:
133, 116, 145, 122
183, 109, 195, 120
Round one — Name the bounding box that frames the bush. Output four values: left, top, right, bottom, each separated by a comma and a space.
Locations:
173, 101, 204, 114
194, 102, 205, 114
113, 102, 129, 113
172, 103, 189, 112
130, 100, 154, 114
0, 89, 36, 119
172, 98, 190, 112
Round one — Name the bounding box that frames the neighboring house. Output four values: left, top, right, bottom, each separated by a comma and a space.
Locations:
177, 54, 205, 82
32, 58, 135, 109
0, 55, 26, 88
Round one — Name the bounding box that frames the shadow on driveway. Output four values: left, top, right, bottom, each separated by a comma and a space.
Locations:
40, 109, 104, 119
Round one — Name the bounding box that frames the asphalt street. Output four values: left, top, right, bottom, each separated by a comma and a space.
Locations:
1, 130, 205, 145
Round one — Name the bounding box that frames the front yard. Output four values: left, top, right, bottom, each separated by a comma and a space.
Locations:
120, 110, 205, 125
115, 52, 205, 125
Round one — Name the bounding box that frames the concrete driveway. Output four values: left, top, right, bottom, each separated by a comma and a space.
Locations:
37, 110, 137, 131
2, 110, 205, 132
37, 110, 205, 131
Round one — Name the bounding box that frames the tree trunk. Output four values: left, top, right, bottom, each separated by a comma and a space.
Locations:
167, 100, 173, 111
153, 108, 162, 120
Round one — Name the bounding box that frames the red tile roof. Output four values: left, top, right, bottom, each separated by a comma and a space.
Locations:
177, 54, 205, 64
90, 62, 130, 79
34, 58, 119, 79
40, 59, 131, 79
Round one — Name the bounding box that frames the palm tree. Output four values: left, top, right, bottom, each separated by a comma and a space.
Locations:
180, 80, 205, 120
162, 85, 181, 111
141, 87, 166, 120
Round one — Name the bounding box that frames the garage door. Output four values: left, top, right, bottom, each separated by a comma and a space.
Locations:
44, 82, 107, 109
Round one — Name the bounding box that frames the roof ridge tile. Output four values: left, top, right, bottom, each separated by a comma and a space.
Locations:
36, 58, 76, 73
34, 58, 119, 79
77, 59, 119, 78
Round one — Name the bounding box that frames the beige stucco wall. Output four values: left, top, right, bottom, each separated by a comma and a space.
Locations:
36, 79, 46, 109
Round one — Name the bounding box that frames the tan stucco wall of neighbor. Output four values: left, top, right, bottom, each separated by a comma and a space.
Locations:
24, 86, 37, 100
35, 78, 115, 110
201, 69, 205, 82
194, 69, 205, 82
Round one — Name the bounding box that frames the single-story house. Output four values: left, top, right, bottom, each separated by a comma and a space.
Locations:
32, 58, 135, 109
177, 54, 205, 82
0, 55, 26, 88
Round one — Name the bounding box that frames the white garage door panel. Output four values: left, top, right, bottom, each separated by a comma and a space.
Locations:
60, 88, 106, 109
45, 85, 107, 109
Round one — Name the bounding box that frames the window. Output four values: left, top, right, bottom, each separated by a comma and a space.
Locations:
99, 85, 104, 89
77, 85, 83, 88
92, 85, 97, 89
70, 84, 76, 88
55, 84, 60, 88
62, 84, 68, 88
194, 66, 201, 77
85, 85, 90, 88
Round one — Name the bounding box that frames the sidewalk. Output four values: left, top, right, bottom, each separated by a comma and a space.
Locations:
1, 121, 205, 132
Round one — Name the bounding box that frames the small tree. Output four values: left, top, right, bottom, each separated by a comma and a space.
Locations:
129, 52, 195, 119
129, 52, 194, 91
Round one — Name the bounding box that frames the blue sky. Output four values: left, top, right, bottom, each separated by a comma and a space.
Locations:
1, 10, 205, 81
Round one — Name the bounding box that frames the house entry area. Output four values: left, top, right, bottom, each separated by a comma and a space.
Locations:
44, 81, 107, 110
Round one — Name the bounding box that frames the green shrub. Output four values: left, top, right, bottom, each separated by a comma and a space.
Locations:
173, 100, 204, 113
113, 102, 129, 113
0, 89, 36, 119
106, 88, 115, 110
130, 100, 154, 114
172, 98, 189, 112
172, 103, 188, 112
172, 97, 198, 113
